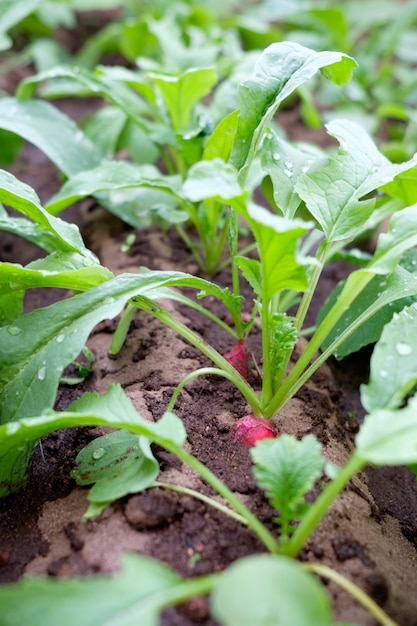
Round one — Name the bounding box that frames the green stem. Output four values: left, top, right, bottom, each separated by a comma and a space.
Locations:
294, 241, 329, 332
228, 208, 244, 338
131, 296, 261, 414
153, 481, 249, 526
283, 454, 365, 558
3, 410, 278, 553
118, 571, 221, 619
260, 291, 273, 408
109, 303, 137, 355
202, 201, 230, 275
264, 269, 374, 417
0, 444, 34, 497
170, 443, 280, 554
158, 572, 221, 610
216, 241, 257, 273
166, 367, 247, 413
175, 223, 205, 270
270, 243, 329, 395
304, 563, 399, 626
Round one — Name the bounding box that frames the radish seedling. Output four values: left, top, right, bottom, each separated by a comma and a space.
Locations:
2, 305, 417, 626
109, 48, 417, 425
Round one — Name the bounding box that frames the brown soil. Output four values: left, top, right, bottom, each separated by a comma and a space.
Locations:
1, 47, 417, 626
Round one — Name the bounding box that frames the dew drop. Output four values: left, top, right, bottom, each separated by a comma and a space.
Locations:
284, 169, 293, 178
284, 160, 294, 169
7, 325, 21, 336
380, 369, 388, 378
104, 296, 115, 305
92, 447, 106, 460
396, 342, 412, 356
272, 152, 281, 161
56, 333, 65, 343
37, 366, 46, 381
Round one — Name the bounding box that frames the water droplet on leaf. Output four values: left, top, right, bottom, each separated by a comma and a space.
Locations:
37, 366, 46, 381
396, 342, 412, 356
7, 326, 21, 336
56, 333, 65, 343
93, 447, 106, 460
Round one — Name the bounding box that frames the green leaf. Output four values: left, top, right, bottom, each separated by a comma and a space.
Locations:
230, 42, 356, 172
0, 169, 95, 258
251, 435, 324, 532
0, 99, 102, 177
270, 313, 298, 382
72, 429, 159, 519
236, 256, 262, 296
295, 119, 417, 242
361, 304, 417, 412
0, 383, 186, 497
371, 203, 417, 274
17, 66, 153, 126
182, 159, 243, 202
0, 129, 23, 166
0, 0, 42, 51
103, 186, 186, 230
203, 110, 240, 162
382, 165, 417, 205
211, 554, 333, 626
0, 553, 182, 626
243, 203, 312, 300
356, 394, 417, 465
0, 214, 69, 254
318, 266, 417, 358
147, 67, 217, 130
261, 132, 325, 219
84, 106, 128, 159
0, 385, 186, 457
0, 289, 22, 327
45, 161, 181, 216
0, 270, 236, 424
0, 256, 112, 297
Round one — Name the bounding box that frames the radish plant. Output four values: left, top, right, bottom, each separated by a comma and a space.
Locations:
1, 302, 417, 624
108, 43, 417, 423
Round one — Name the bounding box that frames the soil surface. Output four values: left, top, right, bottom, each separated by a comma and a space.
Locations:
1, 27, 417, 626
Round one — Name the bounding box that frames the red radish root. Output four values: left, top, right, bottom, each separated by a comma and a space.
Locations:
233, 414, 276, 447
224, 339, 249, 379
